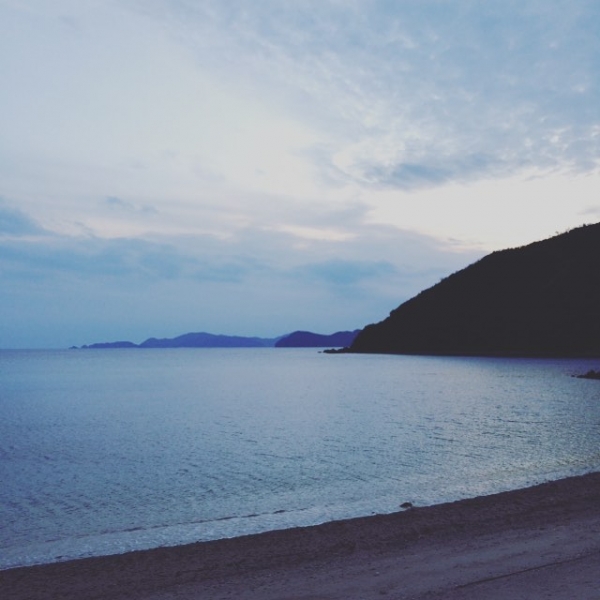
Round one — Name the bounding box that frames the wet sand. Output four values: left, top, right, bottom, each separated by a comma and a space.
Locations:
3, 472, 600, 600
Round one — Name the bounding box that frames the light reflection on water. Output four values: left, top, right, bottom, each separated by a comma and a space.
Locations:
1, 349, 599, 568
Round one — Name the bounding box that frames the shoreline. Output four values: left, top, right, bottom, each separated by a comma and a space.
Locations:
3, 472, 600, 599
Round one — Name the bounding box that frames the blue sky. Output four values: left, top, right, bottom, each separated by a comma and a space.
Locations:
2, 0, 600, 348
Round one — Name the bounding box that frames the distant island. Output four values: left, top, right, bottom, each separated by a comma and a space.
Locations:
347, 222, 600, 358
76, 329, 360, 349
275, 330, 360, 348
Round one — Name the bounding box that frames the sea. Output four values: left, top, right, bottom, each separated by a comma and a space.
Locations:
1, 348, 600, 570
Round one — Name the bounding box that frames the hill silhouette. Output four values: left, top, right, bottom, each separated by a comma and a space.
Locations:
350, 223, 600, 357
276, 330, 360, 348
80, 332, 279, 349
138, 332, 278, 348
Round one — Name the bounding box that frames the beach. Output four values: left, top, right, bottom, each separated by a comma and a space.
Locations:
2, 472, 600, 600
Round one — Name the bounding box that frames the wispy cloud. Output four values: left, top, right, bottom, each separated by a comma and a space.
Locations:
138, 0, 600, 189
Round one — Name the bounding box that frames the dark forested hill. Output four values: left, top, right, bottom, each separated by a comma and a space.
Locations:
350, 223, 600, 357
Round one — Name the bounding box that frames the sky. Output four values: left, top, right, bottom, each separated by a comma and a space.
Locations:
2, 0, 600, 348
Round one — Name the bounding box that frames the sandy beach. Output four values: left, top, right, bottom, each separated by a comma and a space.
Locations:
2, 472, 600, 600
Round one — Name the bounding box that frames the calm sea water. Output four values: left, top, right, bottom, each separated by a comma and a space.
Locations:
1, 348, 600, 569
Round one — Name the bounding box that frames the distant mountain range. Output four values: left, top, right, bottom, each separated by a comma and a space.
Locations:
77, 329, 359, 349
347, 223, 600, 357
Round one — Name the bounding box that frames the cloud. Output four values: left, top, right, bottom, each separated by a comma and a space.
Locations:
0, 202, 45, 237
0, 210, 486, 347
581, 204, 600, 216
3, 1, 599, 237
296, 259, 397, 287
0, 235, 261, 284
104, 196, 158, 215
363, 163, 452, 190
0, 208, 482, 295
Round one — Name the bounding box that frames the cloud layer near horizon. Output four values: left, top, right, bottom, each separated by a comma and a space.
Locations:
1, 1, 600, 347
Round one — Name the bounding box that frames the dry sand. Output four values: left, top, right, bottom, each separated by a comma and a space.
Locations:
2, 472, 600, 600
